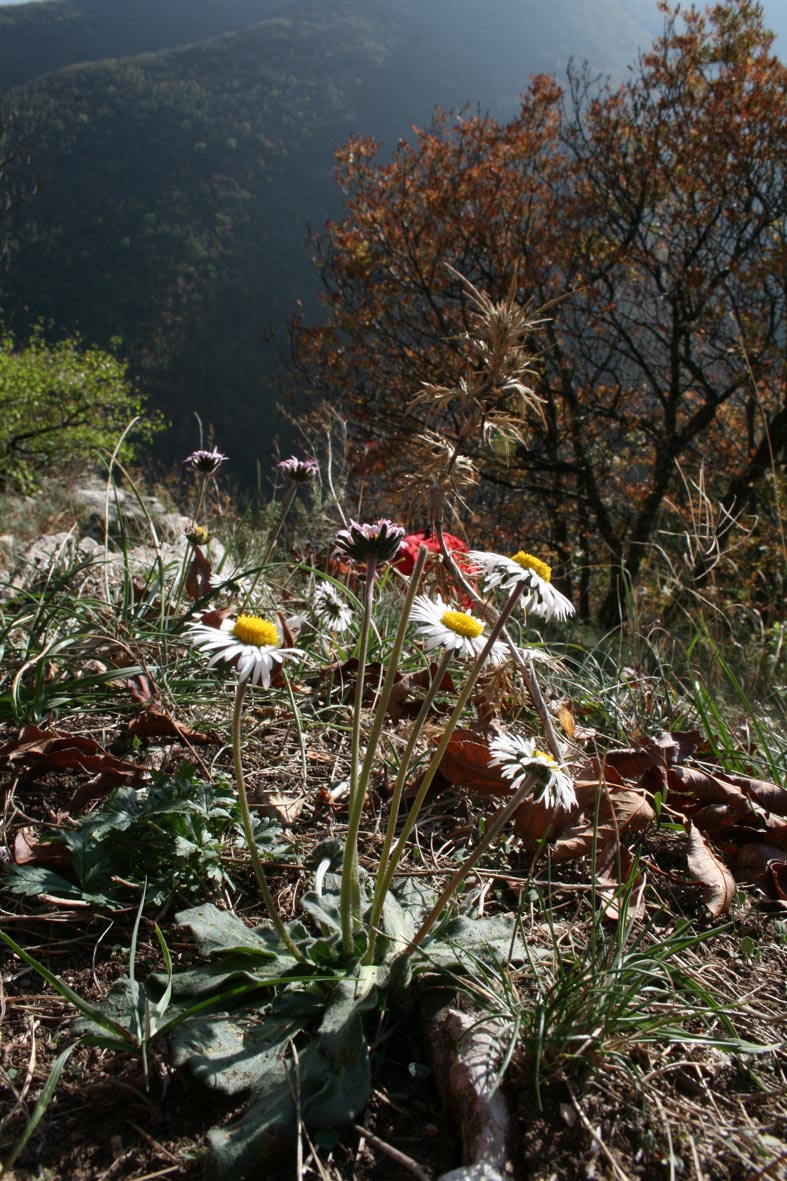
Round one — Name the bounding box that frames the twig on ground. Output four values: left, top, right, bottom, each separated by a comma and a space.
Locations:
564, 1080, 633, 1181
351, 1122, 433, 1180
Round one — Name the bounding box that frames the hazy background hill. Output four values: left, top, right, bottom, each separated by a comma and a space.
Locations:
0, 0, 784, 484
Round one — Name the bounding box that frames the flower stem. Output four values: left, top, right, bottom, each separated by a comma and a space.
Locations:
364, 578, 527, 959
244, 482, 299, 608
340, 556, 377, 959
193, 472, 208, 527
364, 644, 453, 964
232, 679, 304, 960
334, 545, 428, 964
408, 772, 540, 952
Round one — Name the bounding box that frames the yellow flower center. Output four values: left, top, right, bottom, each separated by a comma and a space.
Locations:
187, 524, 209, 545
534, 749, 557, 766
511, 551, 552, 582
441, 609, 484, 638
232, 615, 280, 647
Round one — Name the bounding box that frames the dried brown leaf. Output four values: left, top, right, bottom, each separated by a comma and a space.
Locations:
4, 726, 148, 808
13, 828, 68, 868
126, 673, 157, 704
645, 729, 702, 767
598, 731, 703, 791
556, 701, 575, 738
185, 546, 212, 600
437, 729, 509, 797
735, 843, 787, 876
126, 708, 220, 745
386, 664, 455, 723
602, 748, 655, 781
548, 820, 616, 863
686, 823, 736, 917
718, 772, 787, 817
607, 789, 655, 833
578, 759, 626, 789
691, 800, 757, 831
257, 791, 305, 826
512, 797, 559, 843
667, 765, 747, 806
764, 860, 787, 904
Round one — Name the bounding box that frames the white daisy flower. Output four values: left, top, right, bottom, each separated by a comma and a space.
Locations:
488, 731, 576, 811
208, 563, 251, 596
313, 580, 354, 634
468, 549, 574, 622
187, 613, 303, 687
409, 593, 507, 664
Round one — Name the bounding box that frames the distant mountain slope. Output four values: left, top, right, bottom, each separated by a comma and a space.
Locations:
1, 7, 411, 473
0, 0, 296, 91
0, 0, 676, 478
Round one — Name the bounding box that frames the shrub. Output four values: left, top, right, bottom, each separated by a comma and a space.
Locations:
0, 324, 164, 490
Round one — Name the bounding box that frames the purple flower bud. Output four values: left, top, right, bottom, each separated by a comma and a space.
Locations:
184, 448, 227, 474
276, 455, 319, 483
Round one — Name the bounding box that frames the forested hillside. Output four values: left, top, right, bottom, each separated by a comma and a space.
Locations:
0, 0, 664, 479
0, 0, 295, 90
0, 7, 395, 474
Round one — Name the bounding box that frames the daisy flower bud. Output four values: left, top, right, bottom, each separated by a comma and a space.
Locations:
184, 447, 227, 474
276, 455, 319, 483
333, 518, 406, 566
185, 523, 210, 546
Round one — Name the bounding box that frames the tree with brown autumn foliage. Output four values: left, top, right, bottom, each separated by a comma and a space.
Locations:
294, 1, 787, 624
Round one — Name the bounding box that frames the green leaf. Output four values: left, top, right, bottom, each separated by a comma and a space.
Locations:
71, 977, 148, 1044
156, 957, 287, 1000
170, 991, 322, 1095
3, 865, 85, 900
204, 973, 376, 1180
421, 913, 525, 969
301, 891, 342, 939
176, 903, 285, 958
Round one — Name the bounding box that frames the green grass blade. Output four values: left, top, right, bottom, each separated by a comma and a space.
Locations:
1, 1038, 85, 1172
0, 930, 134, 1044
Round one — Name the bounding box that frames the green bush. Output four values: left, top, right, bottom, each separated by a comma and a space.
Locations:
0, 325, 164, 491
